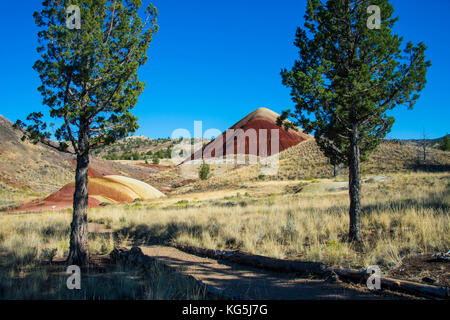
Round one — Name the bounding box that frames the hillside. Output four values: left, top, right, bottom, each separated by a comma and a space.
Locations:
0, 115, 162, 210
170, 138, 450, 194
91, 136, 180, 161
0, 115, 75, 197
188, 107, 311, 162
2, 111, 449, 203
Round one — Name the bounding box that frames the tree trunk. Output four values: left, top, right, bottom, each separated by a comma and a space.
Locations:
67, 120, 90, 266
348, 123, 362, 242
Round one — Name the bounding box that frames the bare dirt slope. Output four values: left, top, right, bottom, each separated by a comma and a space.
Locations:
0, 115, 74, 194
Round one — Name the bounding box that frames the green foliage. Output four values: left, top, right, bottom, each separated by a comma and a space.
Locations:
199, 161, 210, 180
152, 154, 160, 165
440, 134, 450, 151
278, 0, 430, 166
165, 146, 172, 158
16, 0, 159, 153
132, 152, 141, 160
13, 1, 158, 265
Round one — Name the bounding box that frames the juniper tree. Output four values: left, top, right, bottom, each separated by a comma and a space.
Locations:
15, 0, 158, 265
440, 134, 450, 152
278, 0, 430, 241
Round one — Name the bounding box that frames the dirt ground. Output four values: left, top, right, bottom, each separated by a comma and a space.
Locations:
136, 245, 416, 300
389, 254, 450, 287
89, 223, 418, 300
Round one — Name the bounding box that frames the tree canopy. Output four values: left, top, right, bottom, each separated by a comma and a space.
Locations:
278, 0, 430, 240
16, 0, 158, 153
279, 0, 430, 166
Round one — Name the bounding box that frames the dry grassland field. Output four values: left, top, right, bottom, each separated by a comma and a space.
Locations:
1, 0, 450, 309
1, 166, 449, 298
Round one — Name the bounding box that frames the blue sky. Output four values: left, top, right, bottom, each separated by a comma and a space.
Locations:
0, 0, 448, 139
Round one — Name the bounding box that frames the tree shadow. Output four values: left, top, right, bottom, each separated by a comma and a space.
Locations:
409, 163, 450, 173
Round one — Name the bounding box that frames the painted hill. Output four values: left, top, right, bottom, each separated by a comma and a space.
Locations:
9, 175, 166, 213
0, 114, 166, 211
188, 107, 311, 162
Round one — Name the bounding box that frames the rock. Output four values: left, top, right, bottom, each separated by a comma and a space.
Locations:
325, 273, 339, 283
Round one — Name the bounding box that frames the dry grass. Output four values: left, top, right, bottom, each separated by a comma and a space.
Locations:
0, 184, 44, 211
0, 211, 208, 300
1, 171, 448, 298
89, 172, 449, 272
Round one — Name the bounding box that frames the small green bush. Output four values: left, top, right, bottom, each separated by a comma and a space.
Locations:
199, 161, 210, 180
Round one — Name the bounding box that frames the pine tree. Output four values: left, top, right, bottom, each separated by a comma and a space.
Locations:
278, 0, 430, 241
440, 134, 450, 152
15, 0, 158, 265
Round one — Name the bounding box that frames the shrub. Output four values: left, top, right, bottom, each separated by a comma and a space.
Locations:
132, 152, 141, 160
199, 161, 210, 180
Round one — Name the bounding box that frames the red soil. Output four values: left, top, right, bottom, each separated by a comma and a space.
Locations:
9, 158, 128, 213
71, 158, 119, 178
9, 184, 100, 214
189, 114, 311, 161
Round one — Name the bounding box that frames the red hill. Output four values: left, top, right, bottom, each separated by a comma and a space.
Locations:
189, 108, 311, 161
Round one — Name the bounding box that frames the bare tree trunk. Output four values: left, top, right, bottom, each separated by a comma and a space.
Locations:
422, 129, 427, 163
67, 120, 90, 266
348, 123, 361, 242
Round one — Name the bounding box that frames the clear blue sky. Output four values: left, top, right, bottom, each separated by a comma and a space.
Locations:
0, 0, 448, 139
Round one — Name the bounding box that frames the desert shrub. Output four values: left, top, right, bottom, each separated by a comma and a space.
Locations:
199, 162, 210, 180
132, 152, 141, 160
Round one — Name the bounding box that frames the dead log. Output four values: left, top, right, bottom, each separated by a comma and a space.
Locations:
380, 277, 448, 299
328, 267, 449, 299
175, 244, 449, 299
175, 244, 328, 275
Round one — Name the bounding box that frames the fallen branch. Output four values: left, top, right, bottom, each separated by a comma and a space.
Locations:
329, 267, 449, 299
174, 244, 449, 300
174, 244, 328, 275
